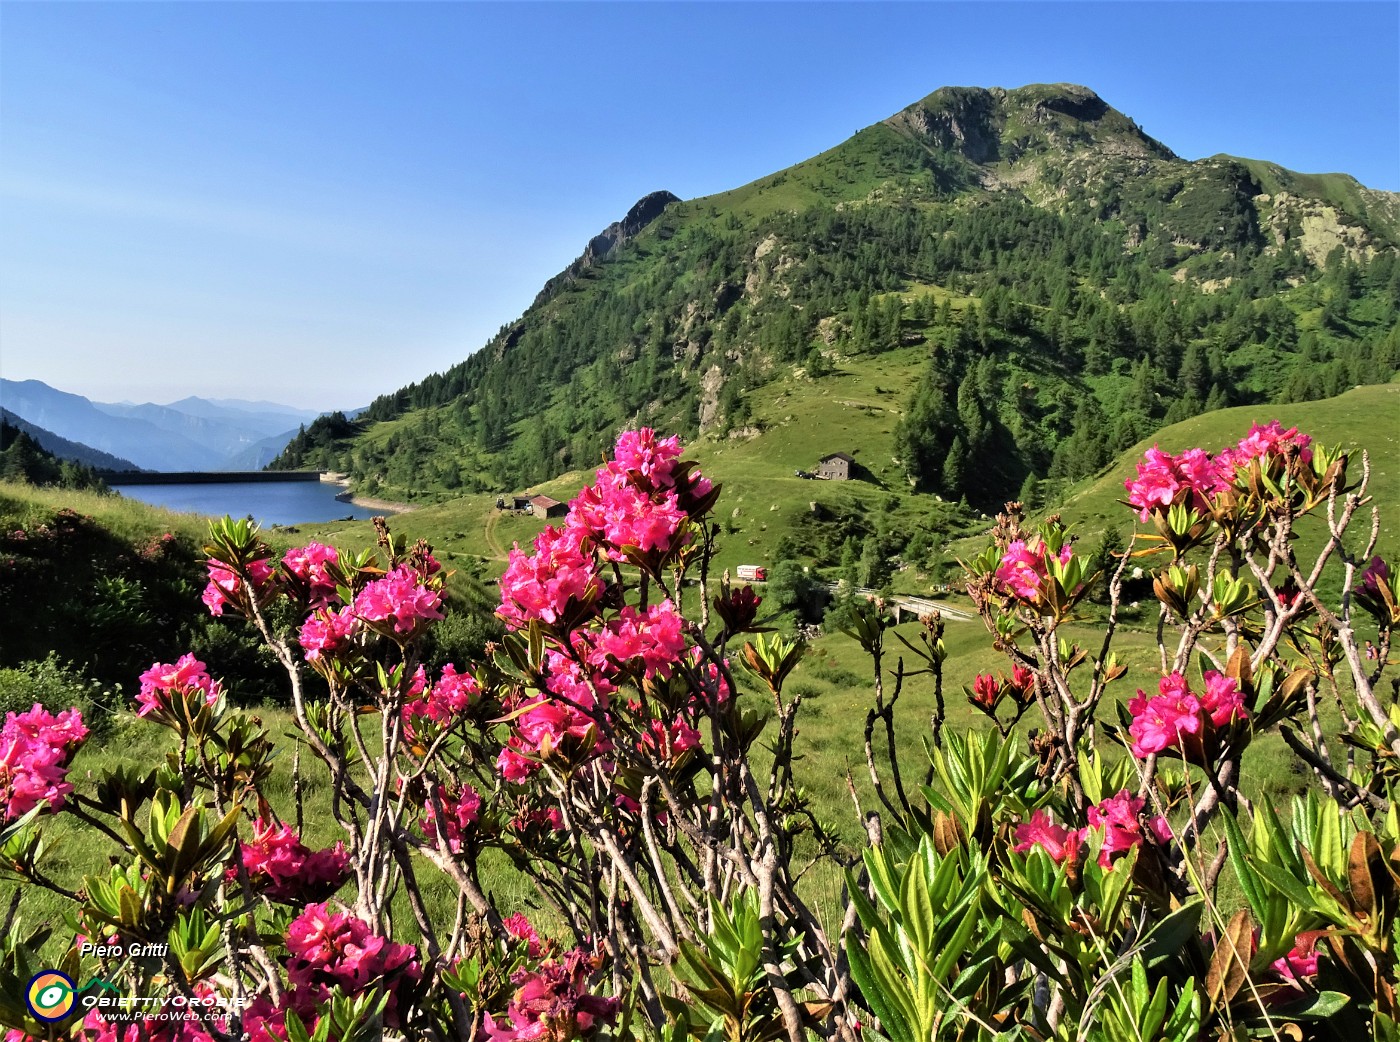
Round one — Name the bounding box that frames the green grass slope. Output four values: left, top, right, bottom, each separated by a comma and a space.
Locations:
1055, 381, 1399, 558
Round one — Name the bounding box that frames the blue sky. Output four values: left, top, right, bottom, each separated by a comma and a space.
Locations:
2, 2, 1396, 411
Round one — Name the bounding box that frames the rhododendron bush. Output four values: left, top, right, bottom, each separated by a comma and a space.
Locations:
0, 423, 1393, 1041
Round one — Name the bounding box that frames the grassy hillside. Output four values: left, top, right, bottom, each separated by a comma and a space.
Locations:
1054, 380, 1399, 555
274, 83, 1399, 524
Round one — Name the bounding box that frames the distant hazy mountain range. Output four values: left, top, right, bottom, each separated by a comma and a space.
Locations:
0, 379, 325, 472
0, 408, 143, 472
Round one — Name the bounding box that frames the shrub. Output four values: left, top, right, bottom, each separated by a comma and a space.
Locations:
0, 421, 1392, 1041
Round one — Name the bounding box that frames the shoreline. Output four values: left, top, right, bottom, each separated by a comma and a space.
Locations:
323, 476, 412, 515
340, 493, 412, 515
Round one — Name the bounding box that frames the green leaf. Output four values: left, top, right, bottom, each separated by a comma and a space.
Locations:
1139, 900, 1204, 969
1288, 989, 1351, 1020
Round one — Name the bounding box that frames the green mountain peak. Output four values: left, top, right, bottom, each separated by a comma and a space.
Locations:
886, 82, 1175, 168
271, 82, 1399, 529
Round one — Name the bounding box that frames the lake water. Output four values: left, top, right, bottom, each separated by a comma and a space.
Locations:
111, 481, 382, 527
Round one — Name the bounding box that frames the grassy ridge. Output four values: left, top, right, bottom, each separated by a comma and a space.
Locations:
1054, 380, 1400, 557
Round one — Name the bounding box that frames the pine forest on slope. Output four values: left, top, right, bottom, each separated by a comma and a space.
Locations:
272, 83, 1399, 517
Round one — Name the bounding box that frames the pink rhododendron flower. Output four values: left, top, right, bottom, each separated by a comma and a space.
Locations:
638, 716, 703, 759
243, 987, 319, 1042
1013, 809, 1080, 863
590, 601, 687, 679
1087, 791, 1150, 866
482, 948, 619, 1041
688, 646, 734, 707
298, 607, 358, 661
236, 819, 350, 903
1125, 446, 1188, 521
970, 674, 1000, 710
1127, 423, 1316, 523
1128, 671, 1248, 758
570, 480, 690, 559
496, 430, 712, 634
1200, 670, 1247, 727
498, 524, 601, 629
0, 704, 88, 821
75, 1007, 221, 1042
1124, 446, 1229, 522
285, 903, 418, 1022
403, 664, 482, 743
201, 558, 272, 616
421, 782, 482, 854
512, 806, 566, 835
282, 542, 341, 607
353, 565, 443, 636
1127, 686, 1202, 757
1272, 932, 1322, 985
136, 654, 221, 718
497, 746, 539, 784
1221, 421, 1313, 474
502, 913, 545, 958
995, 539, 1072, 601
497, 648, 617, 781
1015, 792, 1168, 871
610, 428, 685, 490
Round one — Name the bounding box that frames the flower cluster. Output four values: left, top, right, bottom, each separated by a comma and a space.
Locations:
135, 654, 221, 718
353, 564, 444, 637
1013, 790, 1170, 870
298, 607, 358, 661
969, 665, 1034, 710
421, 782, 482, 854
589, 601, 687, 679
483, 948, 620, 1041
402, 664, 481, 743
281, 541, 341, 607
502, 913, 545, 958
714, 584, 762, 632
1125, 421, 1314, 522
1127, 671, 1248, 759
492, 432, 718, 785
995, 538, 1072, 601
499, 429, 713, 630
236, 820, 351, 903
0, 704, 88, 821
284, 902, 419, 1021
498, 524, 603, 630
496, 650, 613, 783
1272, 932, 1322, 986
1354, 555, 1398, 625
202, 558, 272, 617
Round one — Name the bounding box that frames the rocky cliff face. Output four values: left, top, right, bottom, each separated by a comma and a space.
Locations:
885, 83, 1175, 170
534, 190, 680, 306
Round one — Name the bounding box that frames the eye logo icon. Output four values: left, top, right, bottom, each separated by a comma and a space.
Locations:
26, 971, 76, 1022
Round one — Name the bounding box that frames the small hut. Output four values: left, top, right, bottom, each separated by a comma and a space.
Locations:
815, 453, 854, 480
529, 494, 567, 519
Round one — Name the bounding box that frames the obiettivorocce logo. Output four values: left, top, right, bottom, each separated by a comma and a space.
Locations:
25, 970, 77, 1022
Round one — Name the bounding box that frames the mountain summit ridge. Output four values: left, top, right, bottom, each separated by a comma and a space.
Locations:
885, 83, 1176, 169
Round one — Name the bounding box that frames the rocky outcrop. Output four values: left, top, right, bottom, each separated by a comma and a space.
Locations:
885, 86, 1005, 164
533, 191, 680, 306
884, 83, 1174, 169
